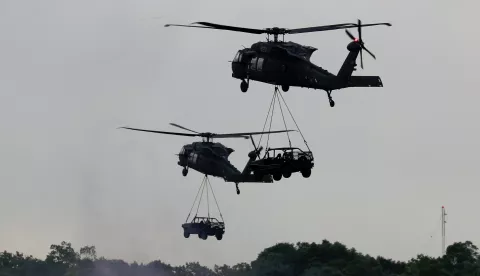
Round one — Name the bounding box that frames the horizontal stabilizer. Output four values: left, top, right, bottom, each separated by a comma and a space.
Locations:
347, 76, 383, 87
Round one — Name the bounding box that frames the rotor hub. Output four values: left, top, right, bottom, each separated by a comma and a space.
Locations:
265, 27, 287, 35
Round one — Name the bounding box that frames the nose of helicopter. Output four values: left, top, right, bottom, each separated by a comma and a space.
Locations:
177, 147, 188, 166
231, 50, 247, 79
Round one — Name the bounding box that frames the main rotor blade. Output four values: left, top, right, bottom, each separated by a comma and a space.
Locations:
288, 21, 391, 34
164, 23, 214, 29
287, 23, 357, 34
167, 22, 265, 34
119, 127, 198, 137
193, 22, 265, 34
169, 123, 199, 134
214, 129, 296, 139
165, 21, 391, 36
357, 22, 392, 27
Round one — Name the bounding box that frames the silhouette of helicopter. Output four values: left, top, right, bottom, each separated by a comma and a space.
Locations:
120, 123, 295, 195
165, 19, 391, 107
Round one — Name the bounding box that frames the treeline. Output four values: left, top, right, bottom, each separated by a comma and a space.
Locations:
1, 239, 479, 275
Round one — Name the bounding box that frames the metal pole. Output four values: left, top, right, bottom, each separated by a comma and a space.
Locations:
442, 206, 447, 256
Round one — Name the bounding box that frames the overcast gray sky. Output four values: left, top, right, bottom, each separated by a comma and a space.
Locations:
1, 0, 478, 268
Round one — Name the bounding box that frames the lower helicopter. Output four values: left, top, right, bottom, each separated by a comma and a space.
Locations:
120, 123, 295, 194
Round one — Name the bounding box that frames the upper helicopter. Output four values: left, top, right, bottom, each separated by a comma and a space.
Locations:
120, 123, 295, 195
165, 19, 392, 107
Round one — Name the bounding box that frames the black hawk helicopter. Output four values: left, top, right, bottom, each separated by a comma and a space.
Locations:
120, 123, 295, 195
165, 19, 392, 107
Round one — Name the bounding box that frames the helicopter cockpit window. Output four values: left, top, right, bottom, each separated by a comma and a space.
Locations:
180, 147, 185, 155
257, 57, 264, 71
233, 52, 240, 62
250, 57, 258, 70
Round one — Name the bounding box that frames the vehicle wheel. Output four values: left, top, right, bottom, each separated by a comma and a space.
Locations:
215, 233, 223, 240
182, 168, 188, 176
301, 169, 311, 178
282, 166, 292, 178
281, 85, 289, 92
273, 172, 282, 181
240, 80, 248, 92
184, 231, 190, 238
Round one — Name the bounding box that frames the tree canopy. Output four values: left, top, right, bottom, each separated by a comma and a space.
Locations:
1, 239, 479, 275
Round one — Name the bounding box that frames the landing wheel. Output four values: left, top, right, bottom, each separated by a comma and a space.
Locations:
273, 172, 282, 181
240, 80, 248, 92
215, 233, 223, 240
281, 85, 289, 92
301, 169, 311, 178
329, 100, 335, 107
182, 167, 188, 176
236, 183, 240, 195
184, 231, 190, 238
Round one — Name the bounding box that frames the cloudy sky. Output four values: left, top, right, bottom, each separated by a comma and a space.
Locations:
1, 0, 478, 268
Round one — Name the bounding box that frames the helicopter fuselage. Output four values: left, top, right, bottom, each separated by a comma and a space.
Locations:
164, 20, 391, 107
178, 142, 240, 179
232, 41, 333, 90
231, 40, 383, 98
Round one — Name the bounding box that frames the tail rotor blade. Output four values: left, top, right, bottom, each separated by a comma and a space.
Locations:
345, 29, 355, 40
358, 19, 362, 41
362, 46, 376, 59
360, 49, 364, 69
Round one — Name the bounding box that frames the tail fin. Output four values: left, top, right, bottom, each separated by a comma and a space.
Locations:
336, 48, 361, 80
336, 44, 383, 88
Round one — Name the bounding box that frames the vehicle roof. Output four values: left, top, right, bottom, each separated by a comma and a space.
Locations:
266, 147, 311, 152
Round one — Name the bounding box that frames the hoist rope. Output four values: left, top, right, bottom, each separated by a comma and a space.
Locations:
276, 89, 312, 153
265, 94, 277, 150
194, 178, 207, 217
206, 178, 210, 219
186, 176, 206, 222
256, 85, 311, 160
206, 176, 224, 223
185, 175, 224, 223
258, 90, 277, 147
274, 88, 292, 148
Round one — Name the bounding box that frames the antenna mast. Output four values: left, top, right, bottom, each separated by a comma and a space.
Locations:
442, 206, 447, 255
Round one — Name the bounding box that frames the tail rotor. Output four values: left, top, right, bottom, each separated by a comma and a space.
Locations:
345, 19, 389, 69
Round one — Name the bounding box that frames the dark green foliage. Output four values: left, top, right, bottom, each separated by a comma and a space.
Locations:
1, 240, 479, 276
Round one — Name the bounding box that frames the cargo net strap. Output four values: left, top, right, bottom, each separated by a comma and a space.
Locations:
185, 175, 224, 223
256, 86, 311, 153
